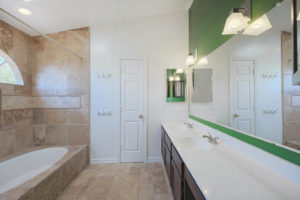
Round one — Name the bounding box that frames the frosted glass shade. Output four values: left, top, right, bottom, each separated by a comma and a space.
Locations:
243, 14, 272, 36
169, 76, 174, 81
176, 68, 184, 73
185, 54, 196, 65
222, 12, 249, 35
196, 57, 208, 65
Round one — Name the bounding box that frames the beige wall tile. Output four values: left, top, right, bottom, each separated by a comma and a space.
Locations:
32, 97, 80, 109
68, 109, 89, 124
14, 109, 33, 128
291, 95, 300, 107
0, 110, 15, 131
45, 125, 67, 145
33, 109, 45, 124
15, 126, 33, 151
284, 122, 300, 141
2, 96, 33, 110
45, 109, 68, 124
33, 125, 46, 145
0, 130, 15, 158
35, 168, 62, 200
284, 107, 300, 121
68, 125, 90, 145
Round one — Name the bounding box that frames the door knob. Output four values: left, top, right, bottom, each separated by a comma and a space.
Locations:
139, 115, 144, 119
233, 114, 239, 118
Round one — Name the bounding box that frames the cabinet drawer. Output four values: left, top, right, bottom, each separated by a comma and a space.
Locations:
172, 146, 183, 178
184, 168, 206, 200
164, 133, 172, 151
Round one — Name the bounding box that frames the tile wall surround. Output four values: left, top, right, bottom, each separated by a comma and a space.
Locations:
0, 20, 90, 159
281, 32, 300, 150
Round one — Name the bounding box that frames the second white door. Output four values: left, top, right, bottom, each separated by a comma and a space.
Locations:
230, 58, 255, 135
120, 59, 146, 162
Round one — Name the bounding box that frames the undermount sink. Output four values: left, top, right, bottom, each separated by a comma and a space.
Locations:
180, 136, 213, 151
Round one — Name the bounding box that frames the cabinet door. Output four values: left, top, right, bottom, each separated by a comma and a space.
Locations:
161, 130, 165, 164
184, 168, 206, 200
172, 160, 183, 200
165, 146, 172, 185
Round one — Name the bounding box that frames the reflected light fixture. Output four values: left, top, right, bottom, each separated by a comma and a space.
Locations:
297, 11, 300, 21
222, 0, 251, 35
175, 76, 180, 81
185, 53, 196, 66
222, 12, 249, 35
196, 56, 208, 65
18, 8, 32, 15
176, 68, 184, 73
243, 14, 272, 35
169, 76, 174, 81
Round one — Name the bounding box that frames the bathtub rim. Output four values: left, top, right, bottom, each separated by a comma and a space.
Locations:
0, 145, 87, 199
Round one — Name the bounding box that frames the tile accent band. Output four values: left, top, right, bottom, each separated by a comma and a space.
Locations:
189, 115, 300, 166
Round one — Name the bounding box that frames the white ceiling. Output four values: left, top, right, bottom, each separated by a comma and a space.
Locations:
0, 0, 191, 36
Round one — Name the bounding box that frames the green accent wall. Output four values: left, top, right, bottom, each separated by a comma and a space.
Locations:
189, 0, 283, 58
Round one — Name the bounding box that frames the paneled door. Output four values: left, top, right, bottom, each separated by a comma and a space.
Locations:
230, 58, 255, 135
120, 59, 146, 162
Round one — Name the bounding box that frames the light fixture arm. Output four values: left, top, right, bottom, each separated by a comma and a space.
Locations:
231, 0, 252, 19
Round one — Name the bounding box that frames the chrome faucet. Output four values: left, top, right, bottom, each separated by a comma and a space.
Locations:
203, 132, 219, 145
184, 121, 194, 128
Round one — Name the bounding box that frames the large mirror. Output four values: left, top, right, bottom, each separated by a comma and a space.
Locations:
189, 0, 300, 151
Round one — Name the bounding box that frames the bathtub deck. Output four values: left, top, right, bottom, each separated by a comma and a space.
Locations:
57, 163, 173, 200
0, 145, 88, 200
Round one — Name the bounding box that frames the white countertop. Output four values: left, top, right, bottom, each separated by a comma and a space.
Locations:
162, 121, 300, 200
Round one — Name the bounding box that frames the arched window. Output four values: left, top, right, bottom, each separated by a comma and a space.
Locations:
0, 49, 24, 85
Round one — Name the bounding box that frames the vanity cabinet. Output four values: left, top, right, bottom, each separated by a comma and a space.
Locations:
161, 127, 206, 200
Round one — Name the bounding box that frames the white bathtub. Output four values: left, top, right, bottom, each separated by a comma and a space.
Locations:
0, 147, 68, 194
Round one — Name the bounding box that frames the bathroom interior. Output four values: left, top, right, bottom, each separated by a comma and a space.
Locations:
0, 0, 300, 199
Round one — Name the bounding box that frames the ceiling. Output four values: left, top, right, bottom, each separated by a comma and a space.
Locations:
0, 0, 192, 36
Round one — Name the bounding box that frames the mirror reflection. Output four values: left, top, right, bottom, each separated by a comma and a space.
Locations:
189, 0, 300, 150
166, 69, 186, 102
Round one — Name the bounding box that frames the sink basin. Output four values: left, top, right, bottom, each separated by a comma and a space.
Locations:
180, 136, 213, 151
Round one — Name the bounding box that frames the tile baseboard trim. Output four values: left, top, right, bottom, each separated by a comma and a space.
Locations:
189, 115, 300, 166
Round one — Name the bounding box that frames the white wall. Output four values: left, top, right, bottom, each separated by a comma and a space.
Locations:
90, 11, 189, 163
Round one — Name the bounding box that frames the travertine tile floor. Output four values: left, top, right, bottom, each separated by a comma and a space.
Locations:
58, 163, 173, 200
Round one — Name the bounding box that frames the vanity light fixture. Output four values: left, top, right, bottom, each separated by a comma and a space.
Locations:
185, 53, 196, 66
222, 12, 249, 35
175, 76, 180, 81
18, 8, 32, 15
222, 0, 251, 35
243, 14, 272, 36
169, 76, 174, 81
176, 68, 184, 73
196, 56, 208, 65
297, 11, 300, 20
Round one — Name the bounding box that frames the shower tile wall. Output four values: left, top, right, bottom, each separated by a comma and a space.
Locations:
31, 27, 90, 147
281, 32, 300, 150
0, 21, 34, 158
0, 20, 90, 159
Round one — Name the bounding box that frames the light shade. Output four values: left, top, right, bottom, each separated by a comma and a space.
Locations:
196, 57, 208, 65
243, 14, 272, 36
169, 76, 174, 81
297, 11, 300, 21
222, 12, 249, 35
18, 8, 32, 16
185, 54, 195, 65
175, 76, 180, 81
176, 68, 184, 73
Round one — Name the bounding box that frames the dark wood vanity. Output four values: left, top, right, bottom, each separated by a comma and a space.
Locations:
161, 127, 206, 200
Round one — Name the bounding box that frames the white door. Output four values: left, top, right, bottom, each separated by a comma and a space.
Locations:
120, 59, 146, 162
230, 58, 255, 135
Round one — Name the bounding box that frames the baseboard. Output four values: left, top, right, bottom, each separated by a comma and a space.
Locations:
147, 156, 163, 163
90, 157, 119, 164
